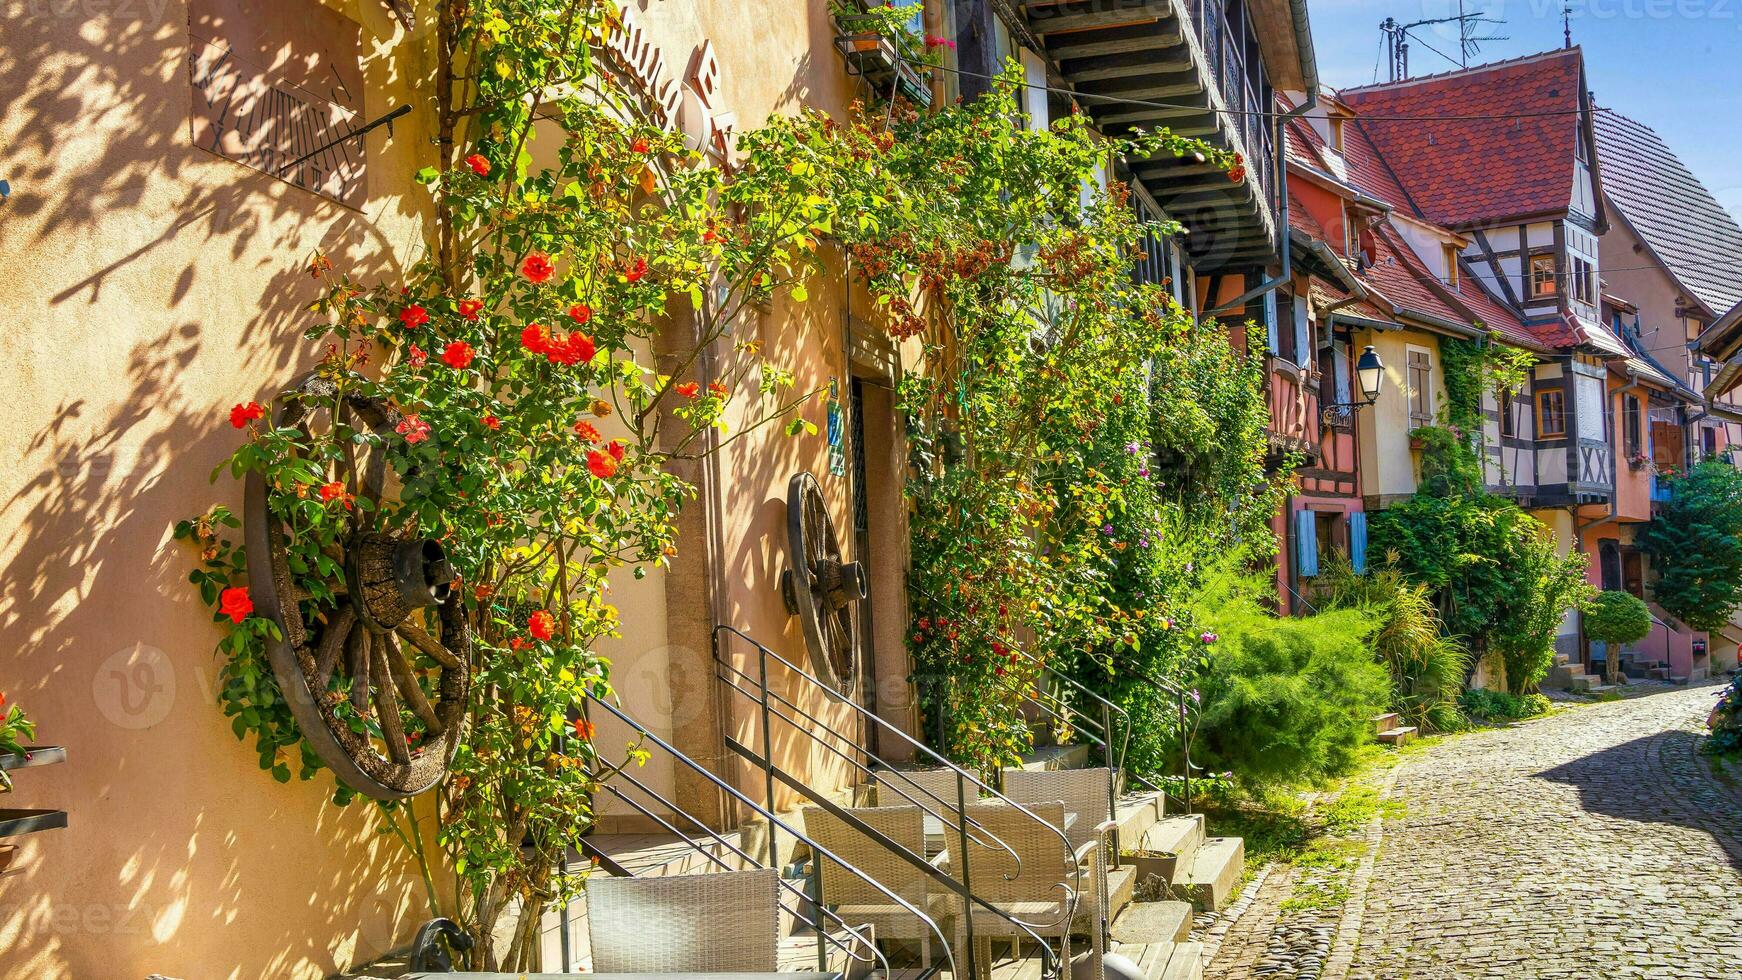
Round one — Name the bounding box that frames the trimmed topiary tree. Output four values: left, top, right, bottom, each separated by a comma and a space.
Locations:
1584, 590, 1652, 685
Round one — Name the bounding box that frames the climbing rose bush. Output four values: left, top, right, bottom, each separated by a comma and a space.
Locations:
175, 0, 838, 967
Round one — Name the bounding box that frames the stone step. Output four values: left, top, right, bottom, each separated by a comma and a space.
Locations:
1125, 815, 1207, 887
1649, 667, 1671, 680
1177, 836, 1243, 911
1115, 788, 1168, 845
1566, 673, 1601, 693
1107, 865, 1137, 920
1376, 725, 1416, 746
1015, 743, 1092, 772
1110, 901, 1195, 945
1371, 712, 1400, 734
1585, 684, 1620, 695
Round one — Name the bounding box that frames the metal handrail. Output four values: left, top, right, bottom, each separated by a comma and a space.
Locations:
712, 624, 1081, 980
584, 693, 959, 977
909, 585, 1201, 815
583, 765, 893, 977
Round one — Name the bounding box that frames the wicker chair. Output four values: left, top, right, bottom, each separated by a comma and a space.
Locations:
949, 801, 1102, 980
1001, 767, 1118, 940
586, 867, 780, 973
873, 766, 972, 811
803, 804, 955, 969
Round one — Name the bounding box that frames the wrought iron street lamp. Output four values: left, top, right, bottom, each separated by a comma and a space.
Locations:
1322, 345, 1385, 426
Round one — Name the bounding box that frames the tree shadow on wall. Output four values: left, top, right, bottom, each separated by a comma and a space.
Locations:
1535, 728, 1742, 874
0, 3, 440, 979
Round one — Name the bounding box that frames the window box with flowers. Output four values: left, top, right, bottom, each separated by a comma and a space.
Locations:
1628, 450, 1651, 471
831, 1, 939, 107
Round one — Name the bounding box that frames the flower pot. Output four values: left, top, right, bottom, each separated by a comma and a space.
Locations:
1409, 435, 1426, 451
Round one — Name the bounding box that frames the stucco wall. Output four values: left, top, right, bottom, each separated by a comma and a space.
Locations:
0, 0, 891, 976
0, 2, 448, 976
1355, 327, 1447, 504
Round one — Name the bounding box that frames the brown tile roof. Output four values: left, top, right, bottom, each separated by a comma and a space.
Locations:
1339, 49, 1586, 227
1358, 224, 1469, 328
1594, 109, 1742, 317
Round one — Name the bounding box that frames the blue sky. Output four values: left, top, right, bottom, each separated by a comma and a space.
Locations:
1307, 0, 1742, 222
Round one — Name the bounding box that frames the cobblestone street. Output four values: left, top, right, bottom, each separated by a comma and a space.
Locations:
1210, 684, 1742, 980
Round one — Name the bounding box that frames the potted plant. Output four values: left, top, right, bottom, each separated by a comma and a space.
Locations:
1628, 450, 1651, 471
829, 1, 938, 107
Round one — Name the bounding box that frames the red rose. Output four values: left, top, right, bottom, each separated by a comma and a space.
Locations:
407, 344, 427, 368
675, 381, 700, 399
573, 420, 601, 443
587, 449, 619, 479
399, 304, 429, 329
508, 637, 531, 651
528, 609, 556, 641
218, 586, 253, 623
458, 298, 484, 321
708, 381, 730, 398
520, 323, 551, 355
441, 341, 476, 369
607, 441, 626, 462
319, 480, 352, 509
567, 303, 592, 325
396, 415, 432, 444
229, 401, 265, 429
624, 258, 648, 283
521, 252, 555, 284
545, 332, 595, 366
465, 153, 491, 176
573, 717, 596, 740
481, 414, 501, 430
631, 137, 650, 154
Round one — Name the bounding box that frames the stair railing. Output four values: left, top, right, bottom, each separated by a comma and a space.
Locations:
712, 624, 1081, 980
579, 693, 940, 977
910, 585, 1201, 817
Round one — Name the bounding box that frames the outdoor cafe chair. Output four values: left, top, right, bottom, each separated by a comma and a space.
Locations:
585, 867, 781, 973
803, 804, 954, 970
1001, 767, 1118, 939
949, 801, 1102, 980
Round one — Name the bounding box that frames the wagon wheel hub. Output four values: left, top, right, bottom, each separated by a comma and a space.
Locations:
779, 472, 864, 691
244, 373, 472, 801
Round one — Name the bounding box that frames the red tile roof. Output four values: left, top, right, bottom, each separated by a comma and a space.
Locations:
1358, 224, 1469, 328
1452, 271, 1542, 352
1340, 49, 1586, 228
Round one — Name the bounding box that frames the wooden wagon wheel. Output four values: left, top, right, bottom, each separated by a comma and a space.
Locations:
244, 374, 471, 800
779, 472, 866, 691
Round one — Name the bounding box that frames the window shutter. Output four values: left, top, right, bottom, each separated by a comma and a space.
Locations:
1350, 511, 1369, 574
1295, 509, 1319, 578
1293, 294, 1311, 368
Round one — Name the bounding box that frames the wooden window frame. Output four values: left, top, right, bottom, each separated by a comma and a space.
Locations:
1500, 389, 1517, 438
1529, 254, 1558, 298
1537, 389, 1567, 439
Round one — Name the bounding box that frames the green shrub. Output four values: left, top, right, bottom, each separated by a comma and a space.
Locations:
1187, 569, 1393, 789
1318, 556, 1470, 732
1458, 688, 1550, 722
1638, 461, 1742, 632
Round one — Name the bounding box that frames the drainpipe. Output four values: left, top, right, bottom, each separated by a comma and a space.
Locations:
1206, 0, 1319, 317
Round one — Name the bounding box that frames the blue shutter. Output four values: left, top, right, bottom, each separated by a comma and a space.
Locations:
1295, 509, 1319, 578
1350, 511, 1369, 574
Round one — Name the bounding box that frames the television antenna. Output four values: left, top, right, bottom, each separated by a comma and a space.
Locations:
1380, 5, 1508, 81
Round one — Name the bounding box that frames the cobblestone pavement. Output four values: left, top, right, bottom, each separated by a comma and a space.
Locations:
1342, 684, 1742, 980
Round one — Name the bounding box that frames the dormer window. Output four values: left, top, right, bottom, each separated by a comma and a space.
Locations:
1442, 244, 1460, 287
1330, 116, 1345, 153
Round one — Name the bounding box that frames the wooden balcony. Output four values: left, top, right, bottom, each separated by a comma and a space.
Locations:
1265, 358, 1320, 465
1022, 0, 1279, 272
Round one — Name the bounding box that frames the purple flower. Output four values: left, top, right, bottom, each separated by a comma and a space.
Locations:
1125, 441, 1142, 455
1200, 631, 1218, 645
1189, 690, 1201, 704
1138, 467, 1150, 478
1101, 524, 1115, 536
1138, 536, 1150, 548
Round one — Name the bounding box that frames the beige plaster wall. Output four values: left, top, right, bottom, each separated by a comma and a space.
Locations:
0, 1, 451, 976
1355, 327, 1447, 504
0, 0, 896, 975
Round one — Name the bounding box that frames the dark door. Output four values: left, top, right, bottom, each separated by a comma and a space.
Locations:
1622, 551, 1645, 599
848, 377, 880, 755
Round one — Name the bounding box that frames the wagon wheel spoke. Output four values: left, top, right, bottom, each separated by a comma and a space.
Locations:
349, 626, 373, 716
396, 619, 463, 671
316, 605, 357, 691
381, 631, 445, 736
369, 632, 411, 766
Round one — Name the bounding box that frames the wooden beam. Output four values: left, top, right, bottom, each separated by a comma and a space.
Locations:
1028, 8, 1161, 34
1080, 78, 1204, 102
1046, 30, 1177, 60
1061, 44, 1189, 81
